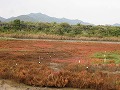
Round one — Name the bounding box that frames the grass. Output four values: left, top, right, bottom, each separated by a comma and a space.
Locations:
0, 31, 120, 41
0, 37, 16, 40
92, 51, 120, 64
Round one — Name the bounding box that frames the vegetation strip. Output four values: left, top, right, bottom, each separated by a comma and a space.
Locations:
0, 19, 120, 42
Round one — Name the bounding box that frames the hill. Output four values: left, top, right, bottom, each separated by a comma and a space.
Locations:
1, 13, 91, 25
0, 17, 6, 22
113, 23, 120, 26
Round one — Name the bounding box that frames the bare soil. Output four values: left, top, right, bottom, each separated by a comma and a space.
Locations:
0, 79, 94, 90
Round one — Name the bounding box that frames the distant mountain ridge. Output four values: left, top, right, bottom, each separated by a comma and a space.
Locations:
113, 23, 120, 26
6, 15, 37, 22
0, 13, 120, 26
0, 17, 6, 22
0, 13, 91, 25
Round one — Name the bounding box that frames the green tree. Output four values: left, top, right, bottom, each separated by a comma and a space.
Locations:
59, 23, 71, 33
70, 26, 82, 35
13, 19, 21, 30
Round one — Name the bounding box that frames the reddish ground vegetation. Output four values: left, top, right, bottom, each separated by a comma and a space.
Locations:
0, 40, 120, 90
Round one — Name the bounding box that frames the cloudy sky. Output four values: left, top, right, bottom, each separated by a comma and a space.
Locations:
0, 0, 120, 25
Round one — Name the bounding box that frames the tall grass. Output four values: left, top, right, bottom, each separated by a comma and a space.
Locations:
0, 31, 120, 42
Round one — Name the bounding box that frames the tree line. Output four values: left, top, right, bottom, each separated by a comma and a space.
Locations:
0, 19, 120, 37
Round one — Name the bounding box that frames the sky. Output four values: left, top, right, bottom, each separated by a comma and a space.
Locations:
0, 0, 120, 25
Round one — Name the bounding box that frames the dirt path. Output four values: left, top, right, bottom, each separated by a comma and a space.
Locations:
0, 37, 120, 44
0, 79, 94, 90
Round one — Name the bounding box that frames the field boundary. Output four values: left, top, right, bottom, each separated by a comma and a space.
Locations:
0, 36, 120, 44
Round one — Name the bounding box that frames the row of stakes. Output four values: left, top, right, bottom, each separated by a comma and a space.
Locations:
15, 53, 90, 69
13, 58, 92, 70
15, 55, 53, 66
38, 53, 59, 64
15, 52, 67, 66
78, 59, 89, 69
21, 52, 67, 65
77, 51, 107, 69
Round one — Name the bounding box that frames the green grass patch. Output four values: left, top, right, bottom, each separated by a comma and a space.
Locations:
92, 51, 120, 64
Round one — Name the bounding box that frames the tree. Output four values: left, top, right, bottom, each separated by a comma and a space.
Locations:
59, 23, 71, 33
70, 26, 82, 35
38, 22, 49, 30
77, 23, 81, 26
53, 25, 64, 35
13, 19, 21, 30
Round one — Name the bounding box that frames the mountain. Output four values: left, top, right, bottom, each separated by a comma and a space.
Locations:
2, 13, 91, 25
0, 17, 6, 22
113, 23, 120, 26
5, 15, 37, 22
28, 13, 91, 25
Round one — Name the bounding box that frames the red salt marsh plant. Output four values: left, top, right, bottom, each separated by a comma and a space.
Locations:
0, 59, 120, 90
0, 40, 120, 89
